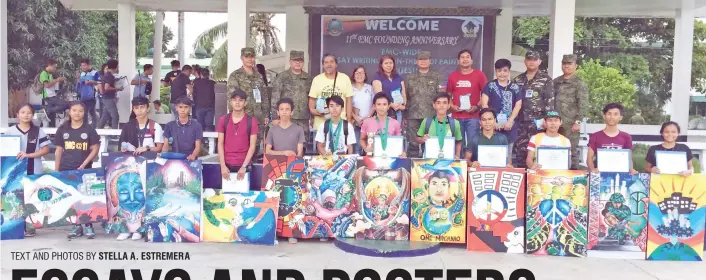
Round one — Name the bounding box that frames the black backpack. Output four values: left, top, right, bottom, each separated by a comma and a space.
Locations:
221, 114, 252, 144
423, 116, 458, 138
323, 119, 349, 152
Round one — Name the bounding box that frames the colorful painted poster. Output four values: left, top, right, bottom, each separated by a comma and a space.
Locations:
341, 157, 411, 240
289, 155, 357, 239
410, 159, 467, 244
1, 157, 27, 240
525, 170, 589, 257
202, 189, 280, 245
646, 174, 706, 261
261, 155, 307, 237
467, 168, 526, 253
23, 169, 107, 229
587, 172, 650, 259
144, 159, 202, 243
103, 153, 147, 234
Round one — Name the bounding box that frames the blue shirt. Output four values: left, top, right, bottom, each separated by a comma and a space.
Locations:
163, 119, 203, 154
482, 80, 522, 117
373, 73, 404, 118
133, 73, 151, 98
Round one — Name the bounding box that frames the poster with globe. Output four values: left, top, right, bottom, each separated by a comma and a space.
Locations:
410, 159, 467, 244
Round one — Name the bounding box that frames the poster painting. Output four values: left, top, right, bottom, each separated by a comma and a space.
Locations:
526, 170, 588, 257
410, 159, 467, 244
467, 168, 526, 253
587, 172, 650, 259
144, 159, 202, 243
646, 174, 705, 261
261, 155, 307, 238
1, 157, 27, 240
103, 152, 147, 235
202, 189, 280, 245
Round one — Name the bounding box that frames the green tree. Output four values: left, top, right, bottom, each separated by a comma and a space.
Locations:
576, 59, 637, 122
192, 13, 283, 80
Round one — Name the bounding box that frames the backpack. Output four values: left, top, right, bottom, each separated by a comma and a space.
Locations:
423, 116, 458, 138
220, 114, 253, 144
323, 119, 349, 151
28, 72, 46, 97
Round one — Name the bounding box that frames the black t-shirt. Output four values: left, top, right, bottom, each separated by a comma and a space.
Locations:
170, 74, 190, 104
164, 70, 181, 85
645, 143, 694, 166
192, 78, 216, 108
102, 72, 117, 99
54, 123, 100, 171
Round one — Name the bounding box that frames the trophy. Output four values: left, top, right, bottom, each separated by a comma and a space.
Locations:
367, 132, 375, 156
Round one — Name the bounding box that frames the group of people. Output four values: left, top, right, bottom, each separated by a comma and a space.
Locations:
10, 47, 695, 241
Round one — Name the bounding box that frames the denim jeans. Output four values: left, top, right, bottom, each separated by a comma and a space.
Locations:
459, 118, 480, 153
194, 108, 215, 132
83, 99, 97, 128
97, 98, 119, 129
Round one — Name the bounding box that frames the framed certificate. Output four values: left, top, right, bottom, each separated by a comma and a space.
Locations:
477, 145, 508, 167
459, 95, 471, 110
597, 149, 632, 173
374, 136, 404, 157
655, 151, 688, 175
0, 135, 21, 157
424, 137, 456, 159
222, 172, 250, 193
536, 147, 570, 170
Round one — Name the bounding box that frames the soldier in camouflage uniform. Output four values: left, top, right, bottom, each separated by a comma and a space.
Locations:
270, 50, 312, 147
512, 51, 556, 168
554, 54, 589, 170
227, 47, 269, 155
603, 193, 632, 245
403, 51, 446, 158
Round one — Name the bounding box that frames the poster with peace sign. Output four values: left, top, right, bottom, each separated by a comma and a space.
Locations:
467, 168, 526, 253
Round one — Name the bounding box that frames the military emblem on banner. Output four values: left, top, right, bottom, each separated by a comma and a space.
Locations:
327, 18, 343, 36
461, 19, 480, 38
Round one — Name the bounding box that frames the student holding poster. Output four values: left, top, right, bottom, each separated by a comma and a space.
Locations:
468, 108, 512, 168
586, 103, 637, 174
417, 93, 465, 160
359, 92, 403, 156
217, 89, 259, 181
644, 121, 694, 176
526, 111, 571, 170
119, 96, 163, 154
54, 101, 101, 239
6, 103, 51, 237
448, 50, 487, 154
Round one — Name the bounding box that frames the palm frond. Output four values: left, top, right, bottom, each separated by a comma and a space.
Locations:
193, 22, 227, 49
210, 42, 228, 81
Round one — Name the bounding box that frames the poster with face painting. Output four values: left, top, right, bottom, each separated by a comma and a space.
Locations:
102, 152, 147, 235
410, 159, 467, 244
1, 157, 28, 240
23, 169, 107, 229
341, 157, 411, 240
467, 168, 526, 253
144, 159, 202, 243
292, 155, 357, 239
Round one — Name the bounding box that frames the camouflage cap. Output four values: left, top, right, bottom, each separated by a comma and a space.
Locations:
417, 51, 431, 60
525, 50, 541, 60
290, 50, 305, 61
241, 47, 256, 57
562, 54, 578, 63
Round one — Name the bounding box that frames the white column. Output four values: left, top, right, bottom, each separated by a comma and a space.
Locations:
671, 0, 695, 130
178, 12, 186, 63
494, 6, 513, 76
0, 0, 8, 127
548, 0, 575, 78
228, 0, 249, 75
285, 5, 309, 71
118, 4, 136, 124
151, 12, 164, 101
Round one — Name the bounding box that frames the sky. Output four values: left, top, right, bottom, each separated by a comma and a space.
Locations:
162, 12, 287, 55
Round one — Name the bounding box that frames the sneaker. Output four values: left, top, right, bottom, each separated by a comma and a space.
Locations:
25, 229, 36, 237
116, 233, 131, 241
85, 226, 96, 239
131, 232, 142, 241
68, 225, 84, 239
288, 238, 298, 244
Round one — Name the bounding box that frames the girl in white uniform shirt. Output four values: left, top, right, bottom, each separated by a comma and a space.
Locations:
350, 65, 373, 155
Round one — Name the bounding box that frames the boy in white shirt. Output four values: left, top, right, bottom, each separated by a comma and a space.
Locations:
526, 111, 571, 170
315, 96, 357, 155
